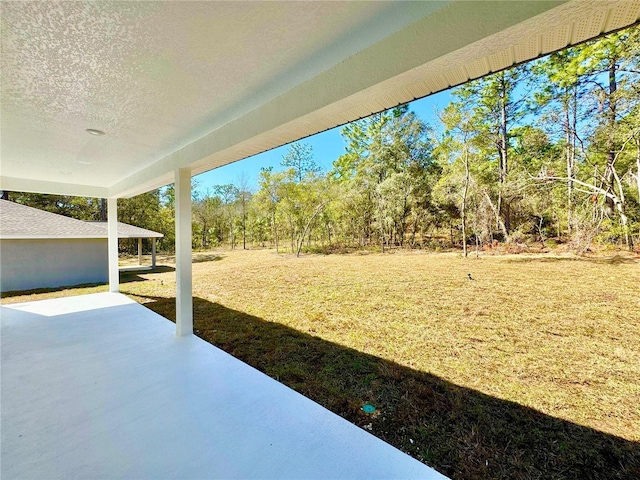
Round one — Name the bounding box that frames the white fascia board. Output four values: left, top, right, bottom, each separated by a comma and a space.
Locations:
116, 234, 164, 239
0, 236, 107, 240
0, 176, 109, 198
109, 1, 564, 198
0, 235, 162, 240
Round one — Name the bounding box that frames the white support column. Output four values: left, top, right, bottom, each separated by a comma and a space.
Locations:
138, 238, 143, 265
175, 168, 193, 336
107, 198, 119, 293
152, 238, 157, 269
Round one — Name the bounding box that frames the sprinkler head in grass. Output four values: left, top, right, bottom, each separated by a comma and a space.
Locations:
362, 404, 376, 414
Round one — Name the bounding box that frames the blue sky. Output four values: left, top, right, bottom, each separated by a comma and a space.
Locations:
194, 89, 454, 193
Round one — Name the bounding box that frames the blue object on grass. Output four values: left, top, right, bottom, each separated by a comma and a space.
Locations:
362, 404, 376, 414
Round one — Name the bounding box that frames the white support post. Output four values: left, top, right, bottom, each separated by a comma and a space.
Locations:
152, 238, 157, 269
138, 238, 143, 265
107, 198, 119, 293
175, 168, 193, 336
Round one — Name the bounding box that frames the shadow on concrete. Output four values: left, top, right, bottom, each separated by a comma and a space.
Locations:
137, 294, 639, 480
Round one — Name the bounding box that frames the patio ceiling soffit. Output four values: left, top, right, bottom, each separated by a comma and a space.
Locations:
1, 1, 638, 198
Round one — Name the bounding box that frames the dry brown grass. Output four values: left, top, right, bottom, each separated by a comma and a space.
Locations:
4, 249, 639, 479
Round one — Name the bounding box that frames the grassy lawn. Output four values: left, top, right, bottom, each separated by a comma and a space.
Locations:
3, 249, 639, 479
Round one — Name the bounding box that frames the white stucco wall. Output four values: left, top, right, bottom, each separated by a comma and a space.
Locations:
0, 238, 108, 293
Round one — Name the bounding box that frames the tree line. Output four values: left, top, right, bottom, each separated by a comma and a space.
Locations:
5, 28, 639, 255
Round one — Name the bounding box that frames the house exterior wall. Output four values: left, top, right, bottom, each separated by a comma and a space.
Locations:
0, 238, 108, 293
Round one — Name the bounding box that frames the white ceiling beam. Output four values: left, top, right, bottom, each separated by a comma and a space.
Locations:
0, 176, 109, 198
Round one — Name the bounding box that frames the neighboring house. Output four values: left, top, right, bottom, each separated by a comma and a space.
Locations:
0, 200, 163, 293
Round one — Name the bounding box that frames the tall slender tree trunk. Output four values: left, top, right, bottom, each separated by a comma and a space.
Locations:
474, 218, 480, 258
243, 218, 246, 249
630, 134, 640, 206
564, 88, 577, 235
461, 144, 470, 258
611, 167, 633, 250
242, 196, 247, 250
377, 198, 385, 253
410, 215, 419, 247
399, 196, 408, 247
272, 211, 279, 253
289, 216, 295, 253
449, 222, 454, 247
229, 217, 235, 250
604, 59, 617, 216
636, 141, 640, 205
603, 58, 631, 250
100, 198, 107, 221
498, 72, 510, 235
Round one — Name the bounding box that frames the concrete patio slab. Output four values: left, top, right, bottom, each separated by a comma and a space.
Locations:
1, 293, 445, 479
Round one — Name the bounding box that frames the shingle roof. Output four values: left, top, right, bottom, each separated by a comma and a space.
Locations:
0, 200, 163, 239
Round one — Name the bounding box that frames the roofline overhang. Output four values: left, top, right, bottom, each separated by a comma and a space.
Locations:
5, 1, 635, 199
0, 235, 163, 240
107, 1, 566, 198
0, 235, 107, 240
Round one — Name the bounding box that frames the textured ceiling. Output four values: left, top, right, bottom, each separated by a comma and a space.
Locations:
2, 1, 432, 194
1, 1, 639, 198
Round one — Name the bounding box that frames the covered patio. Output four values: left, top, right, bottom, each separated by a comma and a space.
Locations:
1, 1, 639, 478
1, 292, 442, 479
